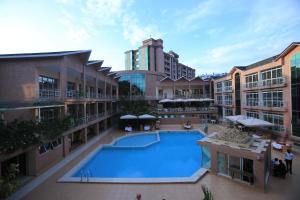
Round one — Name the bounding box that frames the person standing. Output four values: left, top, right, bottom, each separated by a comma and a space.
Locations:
284, 149, 294, 174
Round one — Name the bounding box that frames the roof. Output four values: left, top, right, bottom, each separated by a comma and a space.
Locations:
245, 55, 279, 69
0, 50, 91, 62
275, 42, 300, 61
98, 67, 111, 73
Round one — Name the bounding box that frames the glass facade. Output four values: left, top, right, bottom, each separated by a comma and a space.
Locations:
119, 73, 146, 96
291, 52, 300, 137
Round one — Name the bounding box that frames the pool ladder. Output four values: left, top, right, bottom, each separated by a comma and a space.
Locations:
80, 170, 91, 182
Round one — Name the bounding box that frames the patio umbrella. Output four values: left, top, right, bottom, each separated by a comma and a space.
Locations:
120, 114, 138, 119
237, 118, 273, 127
159, 99, 173, 103
138, 114, 156, 119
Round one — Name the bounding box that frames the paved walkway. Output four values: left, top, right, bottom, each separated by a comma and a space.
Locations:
11, 125, 300, 200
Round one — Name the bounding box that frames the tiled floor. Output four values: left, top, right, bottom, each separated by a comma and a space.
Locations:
21, 125, 300, 200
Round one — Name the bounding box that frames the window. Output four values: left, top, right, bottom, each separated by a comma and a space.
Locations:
246, 111, 259, 119
223, 80, 232, 92
224, 94, 232, 105
40, 108, 60, 122
217, 95, 223, 104
262, 91, 283, 107
216, 82, 222, 92
263, 112, 284, 132
246, 92, 259, 106
245, 73, 258, 88
224, 108, 233, 116
261, 67, 283, 86
39, 75, 58, 90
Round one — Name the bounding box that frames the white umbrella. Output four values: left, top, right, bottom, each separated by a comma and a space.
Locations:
120, 114, 138, 119
237, 118, 273, 127
159, 99, 173, 103
138, 114, 156, 119
225, 115, 247, 123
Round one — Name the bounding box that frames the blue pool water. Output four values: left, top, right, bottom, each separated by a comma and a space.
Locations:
73, 131, 209, 178
112, 133, 158, 147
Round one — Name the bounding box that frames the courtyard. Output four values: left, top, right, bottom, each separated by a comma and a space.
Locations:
13, 124, 300, 200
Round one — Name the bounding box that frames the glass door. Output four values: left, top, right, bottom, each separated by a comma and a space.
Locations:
217, 152, 229, 176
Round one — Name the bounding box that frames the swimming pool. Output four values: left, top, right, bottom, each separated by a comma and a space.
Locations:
59, 131, 210, 183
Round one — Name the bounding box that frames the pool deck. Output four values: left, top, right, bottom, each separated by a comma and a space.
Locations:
13, 124, 300, 200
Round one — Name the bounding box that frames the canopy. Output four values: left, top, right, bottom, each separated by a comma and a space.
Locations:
159, 98, 215, 103
237, 118, 273, 127
120, 114, 137, 119
225, 115, 247, 123
138, 114, 156, 119
159, 99, 172, 103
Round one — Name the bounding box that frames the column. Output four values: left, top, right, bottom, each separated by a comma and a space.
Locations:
104, 80, 107, 98
83, 128, 88, 143
95, 76, 99, 98
83, 102, 87, 121
63, 135, 70, 157
59, 66, 67, 99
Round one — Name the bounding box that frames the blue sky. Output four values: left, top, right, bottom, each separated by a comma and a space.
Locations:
0, 0, 299, 75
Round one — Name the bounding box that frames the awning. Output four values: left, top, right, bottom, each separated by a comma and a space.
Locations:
138, 114, 156, 119
159, 99, 172, 103
237, 118, 273, 127
225, 115, 247, 123
120, 114, 138, 119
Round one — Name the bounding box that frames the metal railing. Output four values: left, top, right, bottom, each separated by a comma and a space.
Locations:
39, 89, 61, 99
243, 100, 286, 109
244, 77, 286, 89
158, 107, 217, 113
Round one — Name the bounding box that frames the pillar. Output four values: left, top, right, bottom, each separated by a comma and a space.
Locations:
83, 128, 88, 143
59, 66, 67, 99
63, 135, 71, 157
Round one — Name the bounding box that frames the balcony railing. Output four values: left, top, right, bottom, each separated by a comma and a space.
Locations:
216, 88, 222, 93
243, 100, 286, 109
66, 90, 84, 99
244, 77, 287, 89
158, 107, 217, 113
39, 89, 61, 99
223, 86, 232, 92
85, 114, 96, 122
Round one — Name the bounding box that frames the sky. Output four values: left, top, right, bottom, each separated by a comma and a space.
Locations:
0, 0, 299, 75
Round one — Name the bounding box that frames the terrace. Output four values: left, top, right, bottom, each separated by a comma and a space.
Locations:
8, 124, 300, 200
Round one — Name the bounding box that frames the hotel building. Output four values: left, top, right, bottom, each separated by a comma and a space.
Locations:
117, 70, 217, 123
213, 42, 300, 142
0, 50, 119, 177
124, 38, 196, 80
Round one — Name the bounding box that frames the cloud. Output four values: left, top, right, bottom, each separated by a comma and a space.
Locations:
83, 0, 134, 25
122, 14, 162, 46
248, 0, 300, 34
175, 0, 224, 32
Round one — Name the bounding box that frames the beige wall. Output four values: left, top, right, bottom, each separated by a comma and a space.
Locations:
213, 44, 300, 141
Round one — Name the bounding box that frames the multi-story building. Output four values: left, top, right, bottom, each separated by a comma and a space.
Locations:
0, 50, 119, 177
124, 38, 195, 80
213, 42, 300, 142
157, 76, 217, 124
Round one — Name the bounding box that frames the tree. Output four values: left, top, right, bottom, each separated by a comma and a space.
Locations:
201, 185, 213, 200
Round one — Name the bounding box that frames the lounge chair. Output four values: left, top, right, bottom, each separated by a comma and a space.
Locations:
184, 124, 192, 129
144, 125, 151, 131
272, 142, 283, 151
124, 126, 132, 132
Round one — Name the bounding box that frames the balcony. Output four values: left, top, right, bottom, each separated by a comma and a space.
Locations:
157, 107, 217, 114
243, 77, 287, 90
66, 90, 84, 99
243, 100, 287, 111
223, 86, 233, 93
39, 89, 61, 100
